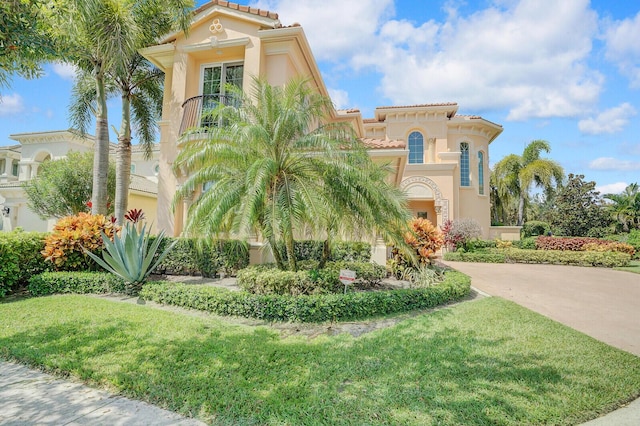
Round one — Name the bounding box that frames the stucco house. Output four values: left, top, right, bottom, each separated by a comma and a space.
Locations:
0, 130, 159, 232
140, 0, 507, 259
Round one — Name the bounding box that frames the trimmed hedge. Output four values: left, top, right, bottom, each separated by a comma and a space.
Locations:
237, 261, 387, 295
536, 236, 603, 251
443, 250, 506, 263
28, 272, 126, 296
153, 238, 249, 277
0, 232, 51, 297
444, 248, 630, 267
280, 240, 372, 263
139, 271, 471, 322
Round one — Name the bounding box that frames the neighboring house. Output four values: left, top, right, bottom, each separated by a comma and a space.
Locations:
140, 1, 510, 257
0, 130, 159, 232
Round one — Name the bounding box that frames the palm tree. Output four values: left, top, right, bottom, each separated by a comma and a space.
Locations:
605, 183, 640, 232
492, 140, 564, 226
67, 0, 192, 223
174, 77, 411, 271
48, 0, 140, 215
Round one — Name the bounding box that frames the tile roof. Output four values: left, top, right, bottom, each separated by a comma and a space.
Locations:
194, 1, 279, 20
337, 108, 361, 114
375, 102, 458, 110
361, 138, 406, 150
129, 175, 158, 195
363, 118, 382, 124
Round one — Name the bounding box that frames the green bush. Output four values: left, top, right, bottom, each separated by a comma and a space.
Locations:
444, 247, 630, 267
514, 236, 537, 250
139, 271, 471, 322
465, 239, 497, 251
153, 238, 249, 277
503, 249, 630, 267
278, 240, 372, 263
0, 231, 51, 297
628, 230, 640, 255
521, 221, 551, 238
28, 272, 126, 296
443, 250, 506, 263
237, 261, 387, 295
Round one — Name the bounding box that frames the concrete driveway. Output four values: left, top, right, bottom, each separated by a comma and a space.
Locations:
442, 262, 640, 356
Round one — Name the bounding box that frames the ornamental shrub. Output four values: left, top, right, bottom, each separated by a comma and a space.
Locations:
503, 248, 629, 267
0, 231, 51, 297
628, 230, 640, 256
582, 242, 635, 256
495, 239, 513, 249
521, 221, 551, 238
28, 271, 125, 296
42, 212, 118, 271
442, 218, 483, 251
535, 236, 601, 251
514, 236, 537, 250
153, 238, 249, 277
443, 250, 507, 263
278, 240, 372, 263
237, 261, 387, 295
389, 218, 444, 278
140, 271, 471, 322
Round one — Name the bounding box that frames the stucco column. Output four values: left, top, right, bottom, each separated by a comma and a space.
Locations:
31, 163, 39, 179
2, 158, 11, 176
427, 138, 436, 163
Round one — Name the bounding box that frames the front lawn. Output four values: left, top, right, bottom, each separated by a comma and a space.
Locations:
1, 295, 639, 425
615, 260, 640, 274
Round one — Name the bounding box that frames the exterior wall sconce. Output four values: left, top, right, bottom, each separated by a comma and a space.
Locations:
2, 207, 9, 216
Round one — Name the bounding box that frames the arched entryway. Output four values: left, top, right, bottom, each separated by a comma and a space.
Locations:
400, 176, 449, 226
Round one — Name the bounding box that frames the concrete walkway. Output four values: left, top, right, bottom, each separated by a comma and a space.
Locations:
0, 361, 205, 426
444, 261, 640, 425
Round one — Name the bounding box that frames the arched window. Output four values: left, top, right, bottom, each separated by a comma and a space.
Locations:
408, 131, 424, 164
478, 151, 485, 194
460, 142, 470, 186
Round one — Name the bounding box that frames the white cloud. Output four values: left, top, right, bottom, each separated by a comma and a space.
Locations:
578, 103, 637, 134
328, 88, 350, 110
51, 61, 77, 81
251, 0, 394, 60
589, 157, 640, 171
596, 182, 629, 195
0, 93, 25, 116
255, 0, 603, 120
604, 11, 640, 88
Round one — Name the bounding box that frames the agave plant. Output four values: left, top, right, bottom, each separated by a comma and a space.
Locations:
85, 222, 175, 295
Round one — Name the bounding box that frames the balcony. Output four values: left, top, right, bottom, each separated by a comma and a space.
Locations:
179, 94, 239, 135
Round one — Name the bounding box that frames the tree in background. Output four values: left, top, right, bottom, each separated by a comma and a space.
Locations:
0, 0, 57, 91
24, 151, 116, 219
604, 183, 640, 232
174, 77, 411, 271
551, 174, 611, 237
492, 140, 564, 226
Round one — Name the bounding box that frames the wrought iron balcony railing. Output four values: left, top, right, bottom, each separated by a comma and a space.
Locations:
179, 94, 239, 135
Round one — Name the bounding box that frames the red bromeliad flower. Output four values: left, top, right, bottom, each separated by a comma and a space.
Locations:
124, 208, 145, 224
85, 200, 92, 209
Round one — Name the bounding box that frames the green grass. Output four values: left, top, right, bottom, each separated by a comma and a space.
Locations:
1, 296, 639, 425
615, 259, 640, 274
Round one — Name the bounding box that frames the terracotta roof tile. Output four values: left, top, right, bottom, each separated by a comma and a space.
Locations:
363, 118, 382, 123
361, 138, 406, 150
195, 1, 279, 20
337, 108, 360, 114
376, 102, 458, 110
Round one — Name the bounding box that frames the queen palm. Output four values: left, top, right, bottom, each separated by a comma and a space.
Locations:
174, 77, 411, 271
492, 140, 564, 226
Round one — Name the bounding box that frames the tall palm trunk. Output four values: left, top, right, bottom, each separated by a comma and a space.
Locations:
92, 64, 110, 215
115, 94, 132, 224
517, 193, 525, 226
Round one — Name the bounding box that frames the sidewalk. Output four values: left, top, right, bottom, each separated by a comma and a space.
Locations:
0, 361, 205, 426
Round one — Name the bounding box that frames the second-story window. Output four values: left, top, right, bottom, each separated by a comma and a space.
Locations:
201, 63, 244, 127
408, 131, 424, 164
12, 160, 19, 177
460, 142, 470, 186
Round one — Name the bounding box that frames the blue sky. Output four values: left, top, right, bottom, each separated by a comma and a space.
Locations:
1, 0, 639, 194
